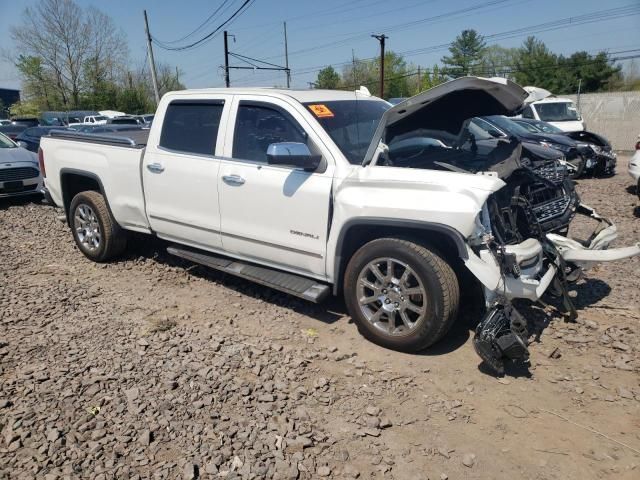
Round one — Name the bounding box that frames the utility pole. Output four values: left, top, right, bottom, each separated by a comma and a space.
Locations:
224, 31, 231, 87
417, 66, 421, 92
143, 10, 160, 104
371, 34, 388, 98
176, 66, 180, 85
283, 22, 290, 88
352, 49, 357, 88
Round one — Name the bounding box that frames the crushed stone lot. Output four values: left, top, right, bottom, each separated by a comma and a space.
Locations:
1, 156, 639, 480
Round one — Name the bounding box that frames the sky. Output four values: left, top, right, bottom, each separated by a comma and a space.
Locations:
0, 0, 639, 92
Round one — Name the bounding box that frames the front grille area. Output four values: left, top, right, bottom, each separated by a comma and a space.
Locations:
532, 195, 572, 224
0, 167, 40, 182
531, 162, 567, 184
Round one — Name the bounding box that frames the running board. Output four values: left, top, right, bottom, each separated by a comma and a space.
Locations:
166, 245, 330, 303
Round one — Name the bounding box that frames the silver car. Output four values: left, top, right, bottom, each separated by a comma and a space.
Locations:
0, 132, 43, 198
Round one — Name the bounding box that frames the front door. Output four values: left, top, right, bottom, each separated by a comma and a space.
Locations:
218, 96, 334, 277
143, 96, 231, 249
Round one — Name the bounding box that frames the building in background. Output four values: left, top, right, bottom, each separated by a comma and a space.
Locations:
0, 88, 20, 118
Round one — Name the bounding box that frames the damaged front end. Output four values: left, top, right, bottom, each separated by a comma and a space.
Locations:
467, 165, 640, 374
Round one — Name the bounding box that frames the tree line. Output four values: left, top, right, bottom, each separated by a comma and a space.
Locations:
315, 29, 637, 99
6, 0, 184, 117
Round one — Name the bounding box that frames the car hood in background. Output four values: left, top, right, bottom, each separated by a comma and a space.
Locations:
0, 147, 38, 164
364, 77, 528, 165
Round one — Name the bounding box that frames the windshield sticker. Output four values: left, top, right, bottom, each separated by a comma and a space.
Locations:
308, 104, 334, 118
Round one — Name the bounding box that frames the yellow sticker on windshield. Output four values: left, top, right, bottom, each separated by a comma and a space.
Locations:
308, 104, 334, 118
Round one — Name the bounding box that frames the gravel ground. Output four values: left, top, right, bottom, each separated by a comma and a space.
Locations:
1, 155, 639, 479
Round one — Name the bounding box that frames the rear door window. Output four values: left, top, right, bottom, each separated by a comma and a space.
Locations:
232, 102, 306, 163
160, 101, 225, 155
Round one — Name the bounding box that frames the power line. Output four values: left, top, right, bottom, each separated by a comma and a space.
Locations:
153, 0, 234, 45
152, 0, 255, 52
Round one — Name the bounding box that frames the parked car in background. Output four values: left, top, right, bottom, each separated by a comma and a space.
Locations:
10, 117, 40, 128
0, 124, 28, 141
629, 135, 640, 200
0, 119, 11, 126
15, 126, 70, 153
511, 118, 616, 176
520, 86, 584, 132
107, 115, 143, 125
471, 115, 593, 178
0, 132, 42, 198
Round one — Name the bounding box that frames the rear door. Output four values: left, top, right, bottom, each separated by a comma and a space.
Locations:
143, 96, 231, 249
218, 95, 335, 277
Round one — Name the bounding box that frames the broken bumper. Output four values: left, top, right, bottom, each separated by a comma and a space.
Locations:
464, 204, 640, 302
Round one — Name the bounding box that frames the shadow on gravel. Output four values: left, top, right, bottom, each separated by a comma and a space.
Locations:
634, 206, 640, 218
122, 233, 345, 325
0, 195, 43, 211
625, 185, 638, 196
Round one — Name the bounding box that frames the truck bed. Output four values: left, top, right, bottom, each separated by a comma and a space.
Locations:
48, 128, 149, 148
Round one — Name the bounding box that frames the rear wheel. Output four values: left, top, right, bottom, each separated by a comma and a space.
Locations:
69, 191, 127, 262
344, 238, 459, 352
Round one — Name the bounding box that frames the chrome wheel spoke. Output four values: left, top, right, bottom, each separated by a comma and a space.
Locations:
370, 264, 386, 283
73, 204, 101, 251
406, 301, 424, 314
357, 256, 428, 338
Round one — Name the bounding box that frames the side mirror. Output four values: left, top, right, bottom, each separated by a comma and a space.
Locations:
266, 142, 321, 171
16, 140, 29, 149
487, 129, 502, 138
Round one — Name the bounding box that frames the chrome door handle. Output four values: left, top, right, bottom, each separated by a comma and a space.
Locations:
222, 174, 245, 186
146, 162, 164, 173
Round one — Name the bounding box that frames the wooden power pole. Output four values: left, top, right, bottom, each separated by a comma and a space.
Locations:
143, 10, 160, 104
284, 22, 290, 88
371, 34, 388, 98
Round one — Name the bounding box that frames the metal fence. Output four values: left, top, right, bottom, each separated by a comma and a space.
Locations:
565, 91, 640, 151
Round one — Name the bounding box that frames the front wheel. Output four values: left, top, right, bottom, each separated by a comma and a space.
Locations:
69, 191, 127, 262
344, 238, 460, 352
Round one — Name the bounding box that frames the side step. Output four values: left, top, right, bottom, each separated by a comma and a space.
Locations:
166, 245, 330, 303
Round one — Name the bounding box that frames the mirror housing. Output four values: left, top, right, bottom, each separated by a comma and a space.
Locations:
16, 140, 29, 149
266, 142, 321, 171
487, 129, 503, 138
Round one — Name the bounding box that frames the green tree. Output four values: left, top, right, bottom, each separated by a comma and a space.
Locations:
315, 66, 341, 89
513, 36, 558, 90
379, 51, 412, 99
9, 100, 41, 117
421, 64, 447, 90
555, 51, 621, 93
478, 45, 520, 79
441, 29, 486, 78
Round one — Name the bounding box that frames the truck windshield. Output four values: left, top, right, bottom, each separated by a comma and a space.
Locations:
304, 100, 388, 164
535, 102, 580, 122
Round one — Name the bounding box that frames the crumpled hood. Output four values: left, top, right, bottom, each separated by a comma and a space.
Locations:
0, 147, 38, 165
364, 77, 528, 165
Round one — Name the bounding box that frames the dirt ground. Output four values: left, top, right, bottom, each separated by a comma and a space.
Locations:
1, 155, 639, 480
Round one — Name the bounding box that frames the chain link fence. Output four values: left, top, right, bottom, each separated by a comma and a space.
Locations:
565, 91, 640, 151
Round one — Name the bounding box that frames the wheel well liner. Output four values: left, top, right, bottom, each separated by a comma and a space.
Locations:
332, 218, 468, 295
60, 168, 113, 222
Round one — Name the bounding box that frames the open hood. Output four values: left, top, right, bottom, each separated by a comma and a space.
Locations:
363, 77, 528, 165
523, 86, 552, 104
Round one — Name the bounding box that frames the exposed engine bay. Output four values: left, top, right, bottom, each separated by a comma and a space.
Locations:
379, 128, 633, 375
367, 77, 640, 375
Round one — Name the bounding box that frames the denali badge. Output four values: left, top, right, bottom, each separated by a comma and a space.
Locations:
290, 229, 319, 240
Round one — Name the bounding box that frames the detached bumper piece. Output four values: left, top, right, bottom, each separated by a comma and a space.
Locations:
474, 304, 529, 376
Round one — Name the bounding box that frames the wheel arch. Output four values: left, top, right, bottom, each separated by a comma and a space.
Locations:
60, 168, 114, 223
332, 218, 469, 295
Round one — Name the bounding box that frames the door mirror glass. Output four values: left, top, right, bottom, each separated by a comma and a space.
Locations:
16, 140, 29, 149
487, 129, 502, 138
267, 142, 321, 171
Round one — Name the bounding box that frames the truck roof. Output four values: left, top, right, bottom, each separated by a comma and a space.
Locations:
163, 87, 381, 103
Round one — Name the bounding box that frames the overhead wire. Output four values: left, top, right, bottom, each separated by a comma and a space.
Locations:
152, 0, 255, 52
152, 0, 234, 45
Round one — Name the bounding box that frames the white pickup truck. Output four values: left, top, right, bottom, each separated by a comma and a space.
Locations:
40, 77, 639, 372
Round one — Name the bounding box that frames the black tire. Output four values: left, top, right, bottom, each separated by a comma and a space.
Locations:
344, 238, 460, 352
69, 191, 127, 262
567, 155, 585, 179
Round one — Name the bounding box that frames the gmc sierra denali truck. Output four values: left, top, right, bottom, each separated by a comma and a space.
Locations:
40, 77, 640, 373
